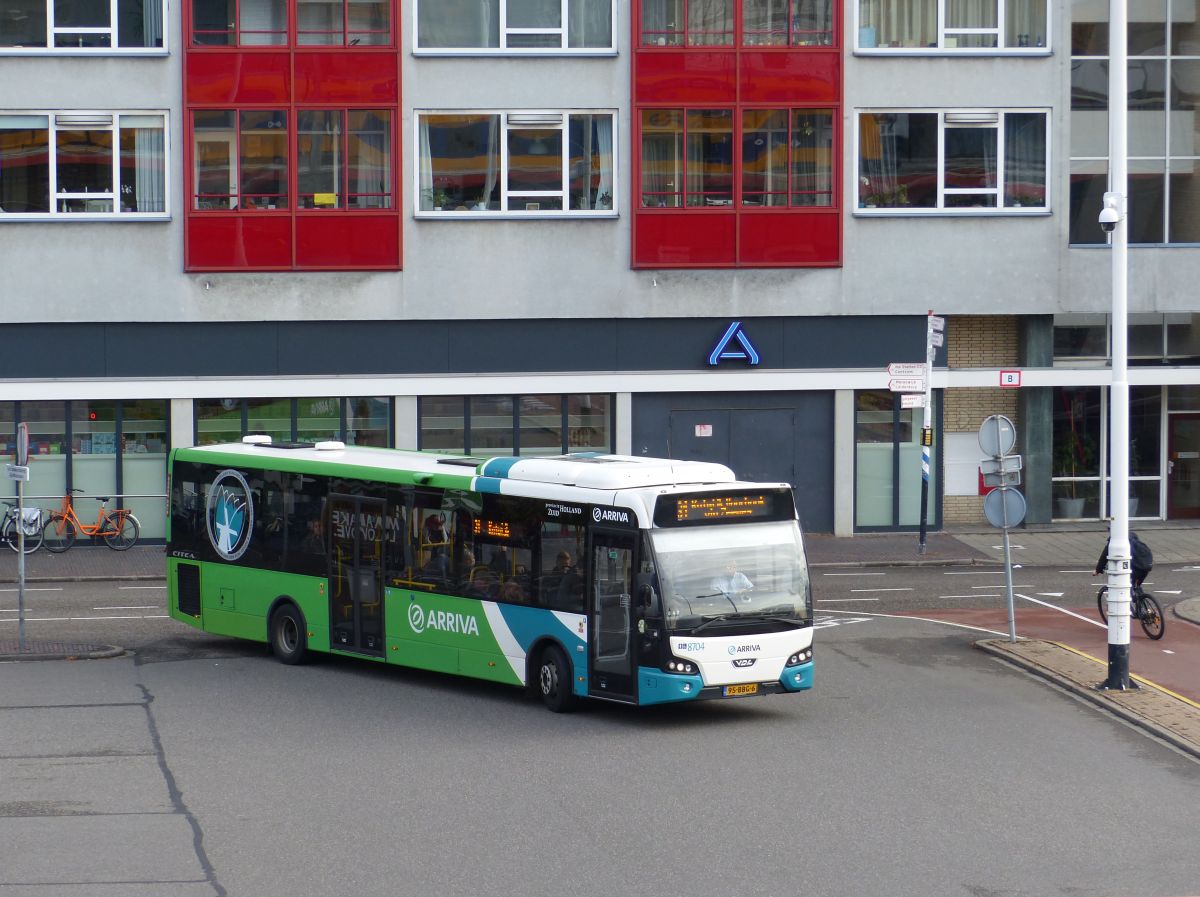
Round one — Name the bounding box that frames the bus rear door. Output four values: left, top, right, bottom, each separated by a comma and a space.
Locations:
588, 529, 637, 700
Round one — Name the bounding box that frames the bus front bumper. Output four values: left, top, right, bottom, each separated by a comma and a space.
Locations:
637, 661, 813, 705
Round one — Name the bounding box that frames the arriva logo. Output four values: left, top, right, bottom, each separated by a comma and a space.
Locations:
592, 507, 631, 524
407, 602, 480, 637
728, 644, 761, 655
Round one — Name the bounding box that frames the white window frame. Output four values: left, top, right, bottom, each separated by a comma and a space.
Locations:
854, 108, 1050, 216
0, 110, 171, 220
412, 0, 616, 55
0, 0, 169, 53
853, 0, 1050, 55
414, 109, 619, 219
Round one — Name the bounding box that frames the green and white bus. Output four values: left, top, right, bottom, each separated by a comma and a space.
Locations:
167, 438, 814, 711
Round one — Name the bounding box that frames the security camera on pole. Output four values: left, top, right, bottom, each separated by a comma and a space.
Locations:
1099, 0, 1134, 691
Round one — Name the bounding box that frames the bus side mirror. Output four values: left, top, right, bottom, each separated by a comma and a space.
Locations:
639, 584, 658, 613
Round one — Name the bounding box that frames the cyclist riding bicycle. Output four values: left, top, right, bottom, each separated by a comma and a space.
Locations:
1094, 531, 1154, 593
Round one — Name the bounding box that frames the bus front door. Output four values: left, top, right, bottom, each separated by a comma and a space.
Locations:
329, 494, 385, 656
588, 529, 637, 700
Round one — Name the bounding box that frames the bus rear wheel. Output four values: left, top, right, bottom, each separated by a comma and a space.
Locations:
270, 604, 310, 665
537, 645, 576, 713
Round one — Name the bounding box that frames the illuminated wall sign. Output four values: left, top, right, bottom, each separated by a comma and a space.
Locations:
707, 321, 760, 366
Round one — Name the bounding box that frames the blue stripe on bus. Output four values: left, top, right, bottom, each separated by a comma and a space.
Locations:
472, 476, 504, 494
637, 668, 704, 704
497, 605, 586, 656
780, 661, 814, 692
479, 457, 522, 478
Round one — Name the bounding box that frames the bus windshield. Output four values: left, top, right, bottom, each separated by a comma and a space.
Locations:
650, 521, 810, 633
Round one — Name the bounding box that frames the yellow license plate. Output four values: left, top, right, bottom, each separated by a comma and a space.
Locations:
723, 683, 759, 697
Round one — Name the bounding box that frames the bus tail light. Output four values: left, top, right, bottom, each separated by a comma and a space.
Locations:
787, 648, 813, 666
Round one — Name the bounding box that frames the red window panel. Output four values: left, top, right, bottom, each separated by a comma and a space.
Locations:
738, 50, 839, 104
295, 214, 400, 268
186, 216, 293, 269
185, 52, 292, 105
293, 52, 398, 103
737, 210, 840, 265
633, 209, 737, 267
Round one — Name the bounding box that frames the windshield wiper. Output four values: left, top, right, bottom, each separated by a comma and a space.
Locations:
691, 614, 738, 634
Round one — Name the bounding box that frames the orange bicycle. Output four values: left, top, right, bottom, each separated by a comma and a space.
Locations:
42, 489, 140, 553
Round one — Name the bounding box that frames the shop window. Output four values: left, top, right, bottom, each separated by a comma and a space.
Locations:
854, 390, 939, 530
0, 112, 166, 217
415, 0, 613, 51
857, 110, 1048, 212
0, 0, 166, 50
416, 111, 615, 215
857, 0, 1046, 50
418, 394, 614, 455
195, 397, 392, 446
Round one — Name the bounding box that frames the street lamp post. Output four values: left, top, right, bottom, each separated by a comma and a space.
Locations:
1101, 0, 1133, 691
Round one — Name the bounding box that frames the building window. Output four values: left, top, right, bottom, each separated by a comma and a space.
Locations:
1054, 313, 1200, 365
418, 395, 613, 455
0, 0, 165, 50
856, 0, 1047, 51
415, 0, 614, 51
744, 0, 833, 46
191, 0, 390, 46
297, 109, 392, 209
193, 110, 289, 210
856, 110, 1048, 212
0, 111, 166, 217
640, 0, 835, 46
194, 397, 393, 446
640, 0, 734, 45
416, 111, 615, 214
854, 390, 939, 529
1069, 1, 1200, 245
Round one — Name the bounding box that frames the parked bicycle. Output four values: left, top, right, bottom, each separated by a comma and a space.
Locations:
1097, 585, 1165, 640
42, 490, 140, 553
0, 501, 43, 554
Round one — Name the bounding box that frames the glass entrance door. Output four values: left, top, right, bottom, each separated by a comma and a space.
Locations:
588, 529, 636, 700
329, 494, 385, 654
1168, 413, 1200, 519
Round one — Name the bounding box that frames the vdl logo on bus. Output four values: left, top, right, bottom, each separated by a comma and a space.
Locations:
206, 469, 254, 561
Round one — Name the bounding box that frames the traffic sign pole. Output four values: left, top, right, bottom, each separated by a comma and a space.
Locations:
16, 422, 28, 650
918, 312, 942, 555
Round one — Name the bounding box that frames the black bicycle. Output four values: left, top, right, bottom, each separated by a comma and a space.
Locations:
0, 501, 43, 554
1097, 585, 1165, 640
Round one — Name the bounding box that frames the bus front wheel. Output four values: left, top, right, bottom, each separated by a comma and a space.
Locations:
270, 604, 310, 666
537, 645, 576, 713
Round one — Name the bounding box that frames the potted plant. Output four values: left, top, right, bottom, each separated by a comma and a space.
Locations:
1054, 429, 1096, 518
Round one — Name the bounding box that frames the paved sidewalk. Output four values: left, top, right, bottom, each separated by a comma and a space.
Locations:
1, 529, 1198, 761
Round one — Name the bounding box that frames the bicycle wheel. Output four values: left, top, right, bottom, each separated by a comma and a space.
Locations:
42, 514, 77, 553
1138, 592, 1165, 640
2, 516, 42, 554
1097, 587, 1108, 623
102, 513, 139, 551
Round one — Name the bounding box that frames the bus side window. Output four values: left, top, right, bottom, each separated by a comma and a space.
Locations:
287, 474, 328, 577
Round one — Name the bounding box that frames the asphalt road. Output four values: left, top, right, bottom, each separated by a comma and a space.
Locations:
3, 578, 1200, 897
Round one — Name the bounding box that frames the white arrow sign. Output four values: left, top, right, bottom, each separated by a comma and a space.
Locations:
889, 378, 926, 393
888, 362, 927, 377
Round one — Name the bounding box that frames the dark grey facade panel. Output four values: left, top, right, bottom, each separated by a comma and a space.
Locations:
631, 391, 835, 534
0, 317, 939, 379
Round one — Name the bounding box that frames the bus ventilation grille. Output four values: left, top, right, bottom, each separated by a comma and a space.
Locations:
177, 564, 201, 616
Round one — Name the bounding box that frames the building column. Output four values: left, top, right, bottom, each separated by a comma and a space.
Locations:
170, 398, 193, 450
834, 389, 855, 535
616, 393, 633, 455
1020, 315, 1054, 524
394, 396, 418, 449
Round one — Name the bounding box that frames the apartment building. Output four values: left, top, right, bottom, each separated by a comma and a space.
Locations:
1, 0, 1198, 539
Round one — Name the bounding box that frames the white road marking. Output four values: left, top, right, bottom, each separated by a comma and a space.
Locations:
817, 597, 880, 603
940, 594, 1002, 599
973, 584, 1032, 589
818, 607, 1012, 638
1163, 650, 1176, 655
0, 614, 169, 623
93, 605, 160, 611
992, 544, 1025, 550
850, 587, 913, 593
821, 572, 886, 576
1035, 592, 1065, 598
943, 571, 1005, 575
0, 587, 63, 593
1014, 593, 1105, 628
1060, 570, 1094, 574
1156, 590, 1183, 595
117, 585, 166, 590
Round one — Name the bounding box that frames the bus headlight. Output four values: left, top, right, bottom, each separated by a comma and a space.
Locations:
787, 648, 813, 666
665, 658, 698, 674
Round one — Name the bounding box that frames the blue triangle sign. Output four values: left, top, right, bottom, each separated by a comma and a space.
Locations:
708, 321, 760, 366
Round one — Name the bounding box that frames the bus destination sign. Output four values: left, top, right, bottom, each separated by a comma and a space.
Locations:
654, 489, 795, 527
676, 493, 768, 522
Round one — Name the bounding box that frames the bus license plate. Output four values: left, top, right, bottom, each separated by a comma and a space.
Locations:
723, 683, 758, 697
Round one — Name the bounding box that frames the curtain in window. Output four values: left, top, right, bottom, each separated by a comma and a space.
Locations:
130, 119, 165, 213
641, 110, 682, 207
1004, 112, 1046, 206
641, 0, 684, 44
418, 118, 434, 209
689, 0, 734, 44
592, 115, 613, 206
1005, 0, 1045, 45
417, 0, 498, 47
349, 110, 390, 209
945, 0, 998, 46
568, 0, 612, 46
858, 112, 899, 203
790, 109, 832, 206
860, 0, 935, 47
240, 0, 286, 45
142, 0, 163, 45
481, 116, 500, 208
